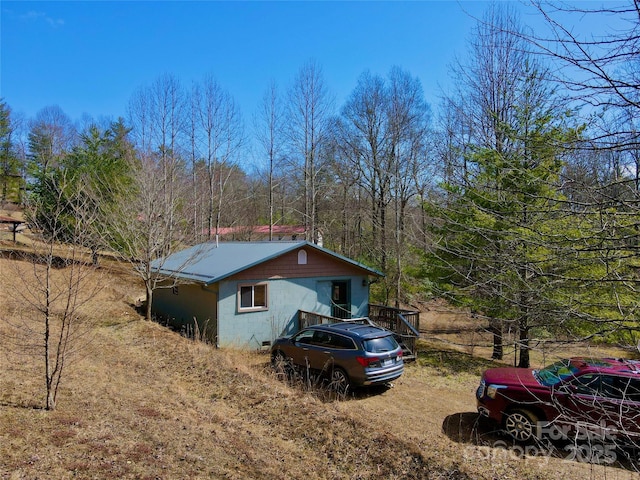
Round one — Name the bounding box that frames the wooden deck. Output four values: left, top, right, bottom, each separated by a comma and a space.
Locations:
298, 304, 420, 360
368, 304, 420, 360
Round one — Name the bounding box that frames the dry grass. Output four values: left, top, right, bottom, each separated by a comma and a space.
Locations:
0, 255, 442, 479
0, 255, 638, 479
420, 299, 637, 368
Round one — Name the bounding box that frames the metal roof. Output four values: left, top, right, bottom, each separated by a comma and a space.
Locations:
151, 241, 383, 285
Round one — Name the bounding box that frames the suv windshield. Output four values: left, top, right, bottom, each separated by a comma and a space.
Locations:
534, 359, 579, 387
363, 335, 399, 353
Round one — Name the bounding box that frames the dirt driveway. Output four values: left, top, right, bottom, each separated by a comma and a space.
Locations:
331, 302, 640, 480
333, 360, 639, 480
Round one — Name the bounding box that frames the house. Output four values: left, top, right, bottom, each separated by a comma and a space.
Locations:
150, 241, 383, 349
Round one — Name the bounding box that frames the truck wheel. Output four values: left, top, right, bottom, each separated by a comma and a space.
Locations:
504, 409, 538, 442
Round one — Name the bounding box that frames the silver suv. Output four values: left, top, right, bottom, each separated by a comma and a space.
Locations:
271, 321, 404, 392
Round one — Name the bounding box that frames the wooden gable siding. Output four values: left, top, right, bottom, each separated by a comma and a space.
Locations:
228, 247, 366, 281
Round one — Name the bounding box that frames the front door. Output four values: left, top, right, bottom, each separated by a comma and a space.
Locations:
331, 280, 351, 319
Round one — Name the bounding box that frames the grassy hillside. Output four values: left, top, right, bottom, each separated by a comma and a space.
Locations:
0, 256, 455, 479
1, 254, 634, 479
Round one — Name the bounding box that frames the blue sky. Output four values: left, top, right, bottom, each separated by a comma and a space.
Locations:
2, 1, 494, 125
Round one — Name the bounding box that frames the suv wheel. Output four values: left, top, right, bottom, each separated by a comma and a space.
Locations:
504, 409, 538, 442
330, 367, 350, 394
271, 351, 292, 377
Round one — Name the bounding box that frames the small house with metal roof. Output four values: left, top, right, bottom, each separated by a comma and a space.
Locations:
150, 241, 383, 349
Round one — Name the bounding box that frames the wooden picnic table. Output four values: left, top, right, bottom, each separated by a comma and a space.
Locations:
0, 215, 26, 242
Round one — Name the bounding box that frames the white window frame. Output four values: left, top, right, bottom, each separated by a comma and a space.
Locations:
237, 283, 269, 312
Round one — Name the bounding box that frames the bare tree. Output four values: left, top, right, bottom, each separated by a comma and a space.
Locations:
128, 74, 187, 158
2, 174, 100, 410
254, 80, 285, 240
529, 1, 639, 140
335, 68, 432, 304
27, 105, 77, 180
442, 5, 528, 362
336, 70, 390, 267
96, 152, 189, 320
191, 75, 244, 243
127, 74, 188, 248
527, 1, 640, 350
322, 126, 367, 259
287, 60, 334, 243
386, 67, 433, 305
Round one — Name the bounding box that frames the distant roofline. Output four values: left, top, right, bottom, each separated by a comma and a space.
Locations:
206, 225, 306, 236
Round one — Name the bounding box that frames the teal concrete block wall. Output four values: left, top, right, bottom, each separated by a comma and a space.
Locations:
352, 278, 370, 317
217, 275, 370, 348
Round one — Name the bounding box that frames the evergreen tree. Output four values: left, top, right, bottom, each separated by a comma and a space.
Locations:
0, 100, 22, 203
424, 10, 578, 366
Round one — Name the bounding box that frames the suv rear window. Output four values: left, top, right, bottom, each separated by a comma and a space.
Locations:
363, 335, 399, 353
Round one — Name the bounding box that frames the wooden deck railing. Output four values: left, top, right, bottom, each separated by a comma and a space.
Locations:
368, 304, 420, 359
298, 310, 370, 330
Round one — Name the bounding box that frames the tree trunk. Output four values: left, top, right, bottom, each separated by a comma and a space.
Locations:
490, 318, 503, 360
518, 324, 530, 368
46, 389, 56, 411
145, 283, 153, 320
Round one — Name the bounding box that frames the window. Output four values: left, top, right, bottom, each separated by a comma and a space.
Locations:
599, 375, 640, 401
363, 335, 400, 353
293, 330, 314, 344
624, 378, 640, 402
298, 249, 307, 265
571, 374, 601, 396
307, 331, 355, 349
570, 374, 637, 400
312, 331, 331, 346
329, 334, 356, 350
238, 283, 268, 311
